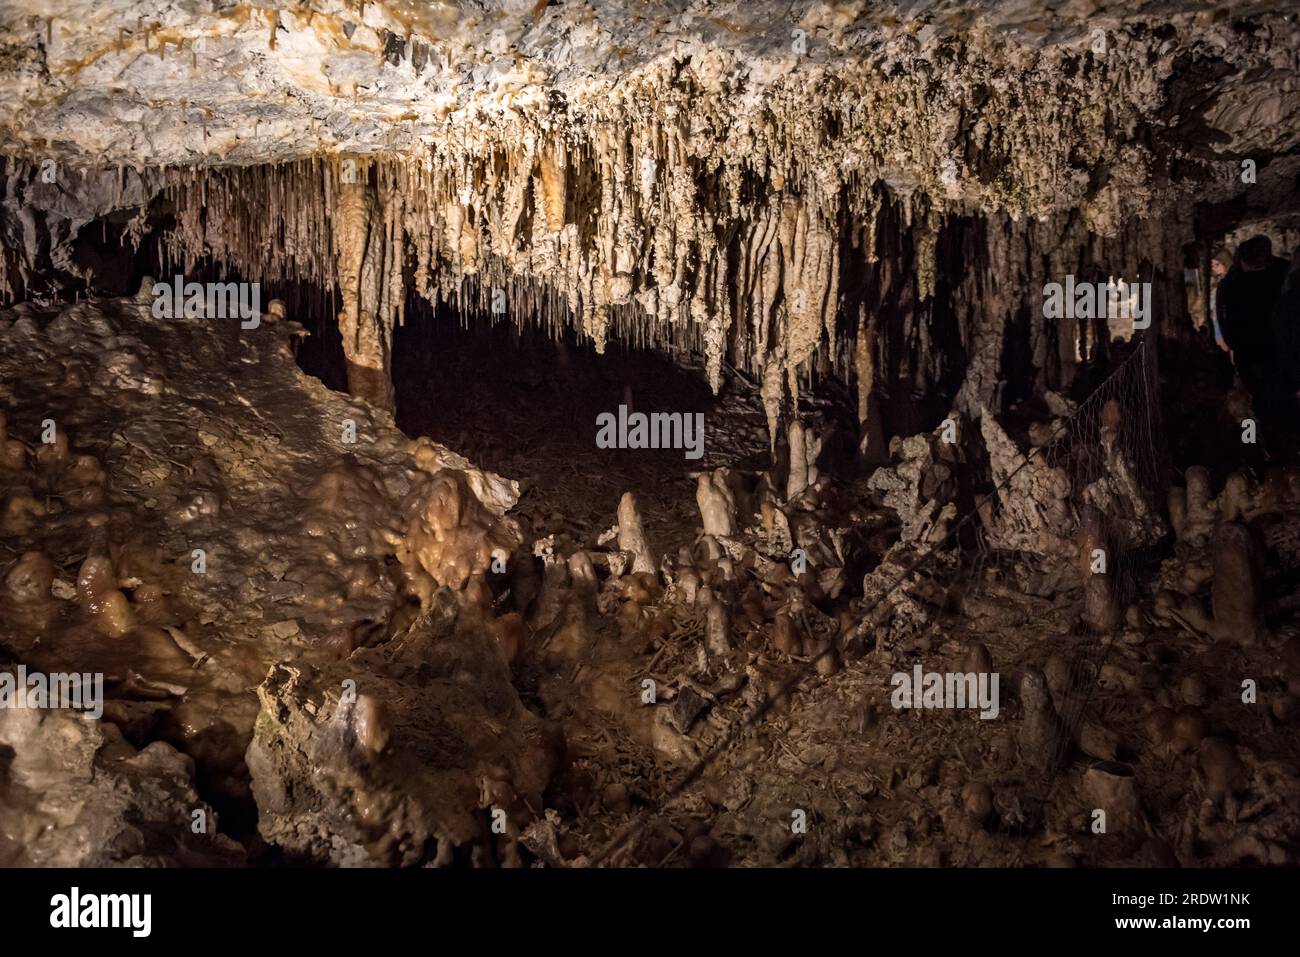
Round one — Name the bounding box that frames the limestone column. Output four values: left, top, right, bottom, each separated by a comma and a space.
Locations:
334, 178, 396, 411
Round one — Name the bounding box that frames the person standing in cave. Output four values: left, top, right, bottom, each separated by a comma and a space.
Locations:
1217, 235, 1291, 411
1210, 246, 1233, 352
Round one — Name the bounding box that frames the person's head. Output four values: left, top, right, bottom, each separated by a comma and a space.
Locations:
1237, 234, 1274, 271
1211, 247, 1233, 278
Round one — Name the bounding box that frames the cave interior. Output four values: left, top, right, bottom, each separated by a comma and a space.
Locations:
1, 0, 1299, 870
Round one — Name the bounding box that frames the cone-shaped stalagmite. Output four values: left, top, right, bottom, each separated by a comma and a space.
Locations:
616, 492, 657, 577
696, 470, 737, 538
1183, 466, 1217, 547
1212, 522, 1262, 645
785, 419, 822, 501
1080, 504, 1121, 632
1018, 667, 1069, 774
705, 591, 732, 659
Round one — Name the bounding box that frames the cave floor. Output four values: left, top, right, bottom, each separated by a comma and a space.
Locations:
2, 294, 1299, 867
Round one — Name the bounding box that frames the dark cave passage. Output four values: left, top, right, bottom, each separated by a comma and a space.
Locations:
388, 298, 773, 553
254, 272, 783, 556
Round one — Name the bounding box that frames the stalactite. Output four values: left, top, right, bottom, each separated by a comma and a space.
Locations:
915, 208, 939, 303
855, 305, 877, 426
136, 138, 1192, 429
761, 347, 786, 450
333, 176, 395, 410
49, 5, 1217, 423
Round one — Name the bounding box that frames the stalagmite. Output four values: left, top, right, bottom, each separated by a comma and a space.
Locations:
1080, 505, 1121, 633
76, 553, 134, 638
1082, 766, 1145, 835
869, 430, 955, 544
1183, 467, 1217, 547
1085, 400, 1165, 548
616, 492, 656, 577
978, 409, 1073, 560
396, 470, 520, 603
1211, 523, 1262, 646
1018, 668, 1068, 774
4, 550, 54, 602
705, 593, 732, 660
1220, 472, 1252, 523
568, 550, 597, 595
786, 420, 810, 501
695, 471, 737, 539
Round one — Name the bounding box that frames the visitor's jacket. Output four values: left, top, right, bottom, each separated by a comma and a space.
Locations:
1218, 256, 1290, 362
1273, 265, 1300, 386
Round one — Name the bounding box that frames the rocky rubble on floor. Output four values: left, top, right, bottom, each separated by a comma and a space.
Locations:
0, 287, 545, 864
0, 695, 244, 866
247, 593, 557, 867
530, 397, 1300, 866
